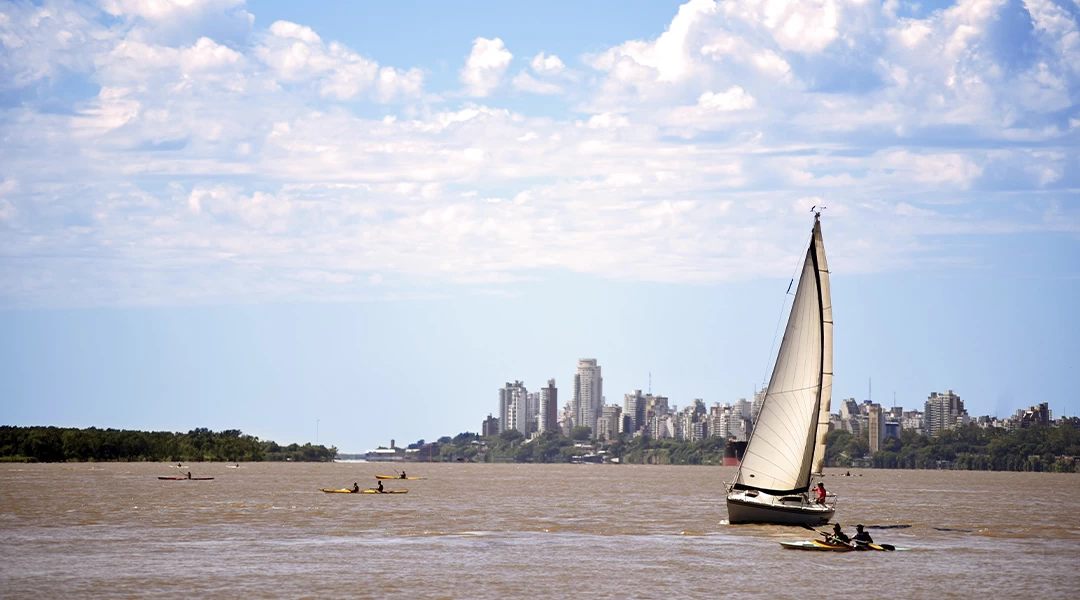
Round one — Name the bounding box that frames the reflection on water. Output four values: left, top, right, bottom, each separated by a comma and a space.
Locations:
1, 463, 1078, 598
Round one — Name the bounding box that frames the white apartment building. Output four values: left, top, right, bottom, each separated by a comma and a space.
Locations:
574, 359, 603, 435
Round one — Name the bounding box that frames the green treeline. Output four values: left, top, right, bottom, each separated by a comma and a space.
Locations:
0, 426, 337, 463
429, 429, 730, 465
826, 425, 1079, 472
426, 424, 1079, 472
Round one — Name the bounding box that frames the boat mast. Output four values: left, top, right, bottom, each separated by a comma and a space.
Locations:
807, 210, 827, 482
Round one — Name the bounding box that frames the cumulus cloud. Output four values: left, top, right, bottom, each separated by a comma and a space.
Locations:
588, 0, 717, 88
0, 1, 105, 88
258, 20, 424, 102
460, 37, 512, 97
530, 52, 565, 74
0, 0, 1078, 308
697, 86, 756, 111
101, 0, 246, 21
721, 0, 841, 54
512, 71, 563, 94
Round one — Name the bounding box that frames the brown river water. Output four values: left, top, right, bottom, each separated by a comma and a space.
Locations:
1, 463, 1078, 599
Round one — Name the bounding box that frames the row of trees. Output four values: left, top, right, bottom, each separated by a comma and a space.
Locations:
419, 423, 1078, 472
0, 426, 337, 463
11, 422, 1074, 471
826, 425, 1079, 472
417, 428, 731, 465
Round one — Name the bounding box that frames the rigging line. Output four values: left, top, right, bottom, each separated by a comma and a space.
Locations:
759, 229, 814, 388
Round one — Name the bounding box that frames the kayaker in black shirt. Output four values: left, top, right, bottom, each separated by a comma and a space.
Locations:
400, 471, 407, 479
186, 471, 192, 480
852, 524, 874, 545
351, 482, 360, 493
376, 480, 384, 493
826, 523, 850, 545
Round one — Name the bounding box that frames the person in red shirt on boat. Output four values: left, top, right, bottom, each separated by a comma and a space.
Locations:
814, 482, 827, 505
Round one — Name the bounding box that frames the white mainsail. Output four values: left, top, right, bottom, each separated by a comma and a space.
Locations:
733, 217, 832, 494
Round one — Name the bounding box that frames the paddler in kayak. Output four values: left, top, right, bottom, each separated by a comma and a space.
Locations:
825, 523, 851, 546
852, 524, 873, 545
186, 471, 192, 480
351, 482, 360, 493
376, 480, 385, 493
399, 471, 407, 479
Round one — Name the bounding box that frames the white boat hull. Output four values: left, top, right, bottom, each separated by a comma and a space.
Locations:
726, 490, 834, 526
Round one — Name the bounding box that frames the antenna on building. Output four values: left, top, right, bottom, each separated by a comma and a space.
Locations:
868, 377, 872, 403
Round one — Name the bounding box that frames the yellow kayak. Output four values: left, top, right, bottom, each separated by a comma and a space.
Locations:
319, 488, 408, 494
375, 475, 426, 480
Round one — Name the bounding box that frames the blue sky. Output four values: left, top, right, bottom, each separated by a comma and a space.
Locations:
0, 0, 1077, 452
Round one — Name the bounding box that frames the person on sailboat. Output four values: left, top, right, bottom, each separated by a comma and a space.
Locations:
852, 524, 873, 545
826, 523, 850, 546
814, 482, 827, 505
351, 482, 360, 493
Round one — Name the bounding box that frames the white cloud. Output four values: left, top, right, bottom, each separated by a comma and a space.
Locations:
102, 0, 245, 21
180, 36, 241, 70
257, 20, 423, 102
460, 37, 513, 97
1, 0, 1078, 308
881, 151, 984, 188
1024, 0, 1080, 72
588, 0, 717, 87
0, 1, 105, 87
697, 86, 755, 111
752, 50, 791, 80
512, 71, 563, 94
584, 113, 630, 129
266, 19, 321, 44
721, 0, 840, 54
188, 184, 291, 229
530, 52, 564, 74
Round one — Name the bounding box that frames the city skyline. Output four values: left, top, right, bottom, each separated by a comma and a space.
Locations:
478, 367, 1062, 453
1, 1, 1078, 453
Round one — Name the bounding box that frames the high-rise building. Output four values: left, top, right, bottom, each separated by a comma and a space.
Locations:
648, 413, 674, 439
839, 397, 861, 435
1019, 403, 1051, 428
597, 404, 622, 441
539, 379, 558, 434
573, 359, 603, 435
751, 390, 766, 425
901, 410, 925, 435
868, 404, 883, 452
498, 381, 529, 434
645, 394, 668, 420
559, 401, 575, 435
624, 390, 646, 434
925, 390, 966, 436
526, 392, 540, 434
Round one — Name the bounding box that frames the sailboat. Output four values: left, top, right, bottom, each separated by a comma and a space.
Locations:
726, 212, 835, 526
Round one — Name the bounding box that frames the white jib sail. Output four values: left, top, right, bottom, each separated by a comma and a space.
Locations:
734, 219, 829, 494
